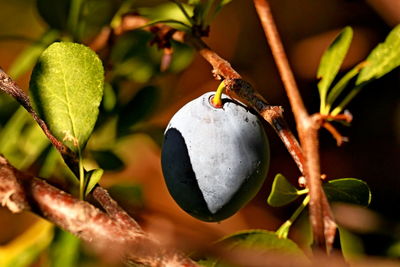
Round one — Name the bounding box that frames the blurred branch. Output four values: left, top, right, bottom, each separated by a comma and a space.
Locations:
0, 155, 198, 266
252, 0, 336, 250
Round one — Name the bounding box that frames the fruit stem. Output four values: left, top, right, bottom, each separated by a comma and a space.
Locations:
211, 81, 225, 108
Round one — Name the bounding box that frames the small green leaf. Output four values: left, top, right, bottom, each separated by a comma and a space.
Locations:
267, 174, 301, 207
220, 230, 304, 254
323, 178, 371, 206
117, 85, 159, 136
317, 27, 353, 113
78, 0, 120, 40
84, 168, 104, 196
138, 2, 193, 30
357, 24, 400, 85
197, 230, 305, 266
102, 83, 117, 112
325, 62, 365, 114
91, 150, 124, 171
30, 42, 104, 153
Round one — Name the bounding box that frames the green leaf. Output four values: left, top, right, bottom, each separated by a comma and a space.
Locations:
323, 178, 371, 206
220, 230, 304, 254
91, 150, 124, 171
117, 85, 159, 136
325, 62, 365, 114
197, 230, 305, 266
267, 174, 302, 207
49, 229, 80, 267
37, 0, 70, 30
102, 83, 117, 112
84, 168, 104, 196
110, 31, 161, 83
78, 0, 120, 40
138, 2, 193, 30
8, 30, 60, 79
30, 42, 104, 153
338, 227, 365, 260
317, 27, 353, 113
357, 24, 400, 85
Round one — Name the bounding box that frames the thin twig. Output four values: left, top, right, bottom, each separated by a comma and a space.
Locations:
252, 0, 336, 250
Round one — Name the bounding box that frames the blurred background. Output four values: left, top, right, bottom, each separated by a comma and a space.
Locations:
0, 0, 398, 265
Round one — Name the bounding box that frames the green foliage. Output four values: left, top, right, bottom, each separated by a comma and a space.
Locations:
110, 31, 161, 83
221, 230, 303, 253
49, 229, 80, 267
356, 24, 400, 85
317, 27, 353, 114
323, 178, 371, 206
187, 0, 233, 30
37, 0, 119, 41
138, 2, 193, 29
317, 25, 400, 116
325, 62, 364, 113
30, 42, 104, 153
267, 174, 305, 207
84, 168, 104, 196
198, 230, 305, 266
338, 227, 365, 260
77, 0, 120, 40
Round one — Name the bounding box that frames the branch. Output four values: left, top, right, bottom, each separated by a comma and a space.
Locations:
0, 155, 197, 266
252, 0, 336, 250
